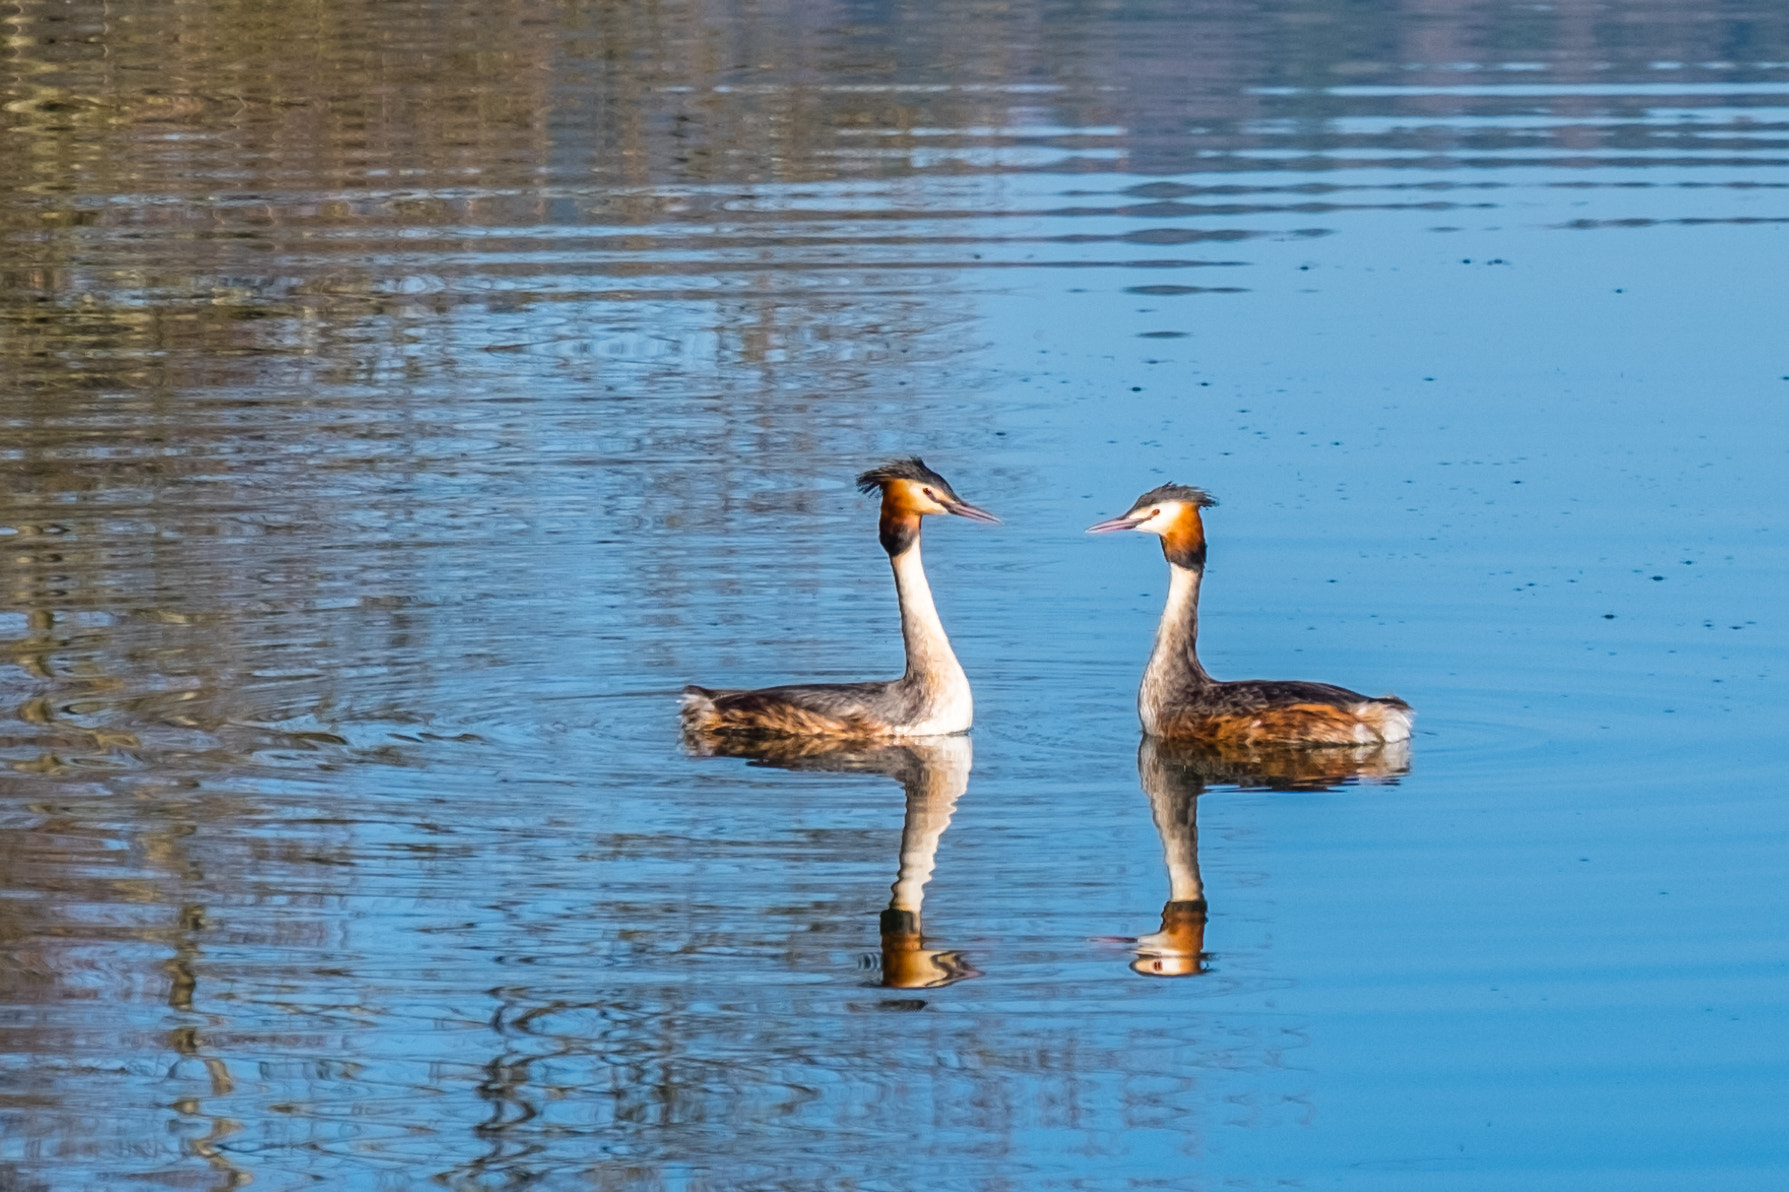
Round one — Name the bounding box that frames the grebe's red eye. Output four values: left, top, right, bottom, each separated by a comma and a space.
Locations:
1151, 508, 1161, 516
923, 488, 936, 499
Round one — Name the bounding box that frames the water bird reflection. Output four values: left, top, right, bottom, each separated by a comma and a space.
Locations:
1126, 736, 1410, 978
687, 734, 978, 989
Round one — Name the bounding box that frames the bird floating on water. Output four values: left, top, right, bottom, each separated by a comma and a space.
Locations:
681, 458, 998, 740
1089, 483, 1413, 747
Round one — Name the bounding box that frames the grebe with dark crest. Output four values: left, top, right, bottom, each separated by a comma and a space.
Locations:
681, 459, 998, 740
1089, 483, 1413, 747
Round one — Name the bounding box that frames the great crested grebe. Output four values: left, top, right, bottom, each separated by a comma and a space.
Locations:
1089, 483, 1413, 747
686, 733, 978, 988
680, 458, 998, 739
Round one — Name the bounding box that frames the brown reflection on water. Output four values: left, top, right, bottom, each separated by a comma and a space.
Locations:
1127, 737, 1409, 978
0, 791, 253, 1186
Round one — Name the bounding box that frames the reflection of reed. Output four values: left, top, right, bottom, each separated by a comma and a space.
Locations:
459, 987, 550, 1184
165, 901, 250, 1191
691, 734, 978, 989
0, 803, 251, 1188
1128, 736, 1408, 977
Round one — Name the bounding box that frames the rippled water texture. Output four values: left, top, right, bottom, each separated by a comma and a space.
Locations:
4, 1, 1788, 1188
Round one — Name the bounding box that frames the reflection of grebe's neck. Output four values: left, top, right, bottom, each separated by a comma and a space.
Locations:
879, 735, 976, 990
1150, 787, 1203, 907
888, 734, 971, 914
1130, 901, 1208, 978
1141, 738, 1204, 906
1132, 736, 1209, 977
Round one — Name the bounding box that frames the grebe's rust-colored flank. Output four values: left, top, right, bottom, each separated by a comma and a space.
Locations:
1089, 483, 1413, 747
681, 458, 998, 740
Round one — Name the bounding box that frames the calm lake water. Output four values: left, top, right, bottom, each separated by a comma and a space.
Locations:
3, 1, 1787, 1188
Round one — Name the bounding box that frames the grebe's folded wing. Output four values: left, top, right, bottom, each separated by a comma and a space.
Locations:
710, 680, 890, 716
1192, 678, 1401, 711
681, 679, 907, 737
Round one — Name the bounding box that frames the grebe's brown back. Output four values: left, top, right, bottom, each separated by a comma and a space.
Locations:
1089, 483, 1413, 747
681, 458, 998, 740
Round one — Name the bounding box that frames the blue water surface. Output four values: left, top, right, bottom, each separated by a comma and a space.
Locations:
1, 2, 1785, 1188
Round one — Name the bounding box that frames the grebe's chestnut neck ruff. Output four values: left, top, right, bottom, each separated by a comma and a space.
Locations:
1090, 483, 1413, 747
681, 458, 998, 740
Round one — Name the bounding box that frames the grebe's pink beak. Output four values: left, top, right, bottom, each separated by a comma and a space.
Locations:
1086, 512, 1146, 533
943, 498, 1001, 524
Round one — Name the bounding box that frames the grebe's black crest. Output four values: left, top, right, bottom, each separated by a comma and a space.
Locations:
856, 457, 952, 496
1131, 482, 1218, 511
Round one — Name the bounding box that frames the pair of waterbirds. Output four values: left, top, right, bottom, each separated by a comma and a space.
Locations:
681, 458, 1413, 748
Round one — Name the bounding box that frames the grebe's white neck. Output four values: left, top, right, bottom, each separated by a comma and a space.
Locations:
889, 540, 972, 732
1140, 562, 1210, 733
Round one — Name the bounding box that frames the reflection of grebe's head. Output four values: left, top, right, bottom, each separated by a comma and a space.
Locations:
881, 939, 975, 988
1130, 952, 1205, 978
1087, 483, 1217, 569
879, 910, 980, 989
1128, 899, 1209, 979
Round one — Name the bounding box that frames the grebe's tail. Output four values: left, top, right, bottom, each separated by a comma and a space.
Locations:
1358, 697, 1413, 744
680, 685, 723, 733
